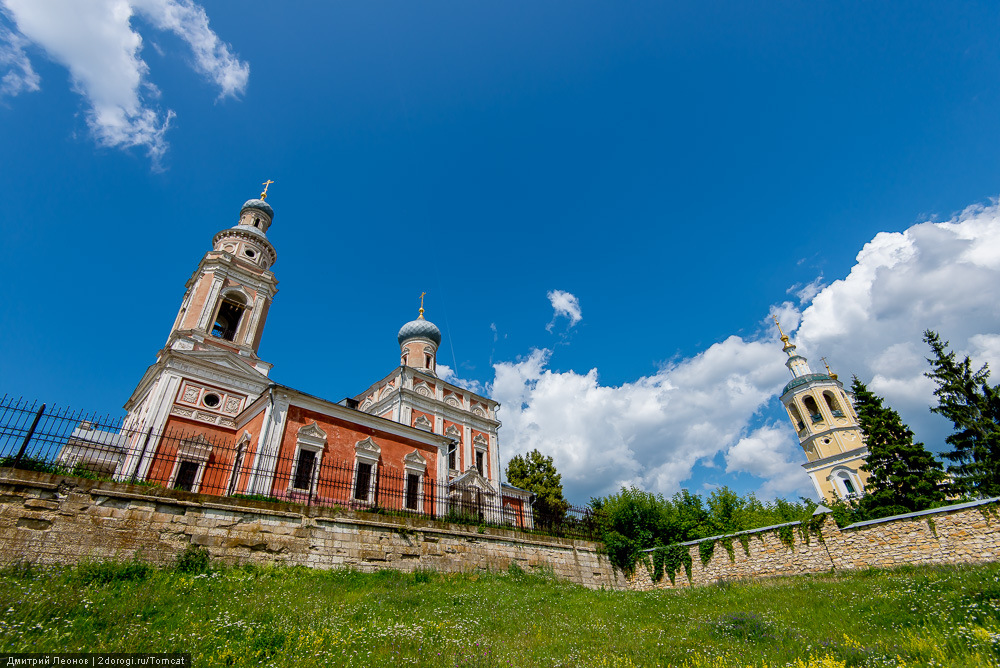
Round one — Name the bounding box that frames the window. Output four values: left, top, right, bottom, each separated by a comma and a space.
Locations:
174, 461, 199, 492
402, 450, 427, 512
405, 473, 420, 510
788, 403, 805, 431
292, 450, 317, 491
802, 395, 822, 422
290, 423, 327, 496
448, 443, 457, 470
203, 393, 221, 408
212, 295, 247, 341
824, 392, 845, 418
353, 436, 381, 504
354, 462, 372, 501
476, 451, 484, 475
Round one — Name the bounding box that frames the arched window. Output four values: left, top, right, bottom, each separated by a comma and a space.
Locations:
832, 468, 861, 499
212, 292, 247, 341
802, 395, 822, 423
824, 391, 845, 418
787, 403, 805, 431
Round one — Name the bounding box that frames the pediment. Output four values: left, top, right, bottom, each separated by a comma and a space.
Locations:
403, 450, 428, 472
168, 349, 271, 384
297, 422, 328, 445
450, 469, 493, 492
355, 436, 381, 457
473, 433, 488, 449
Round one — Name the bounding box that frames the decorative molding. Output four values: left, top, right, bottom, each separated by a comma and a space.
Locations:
413, 414, 432, 431
297, 422, 328, 448
224, 397, 242, 414
355, 436, 381, 462
403, 450, 428, 473
473, 433, 488, 450
445, 396, 460, 408
182, 387, 200, 403
445, 425, 461, 439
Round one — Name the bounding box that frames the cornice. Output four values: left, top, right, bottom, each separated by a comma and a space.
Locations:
802, 447, 869, 472
278, 386, 451, 449
398, 388, 500, 429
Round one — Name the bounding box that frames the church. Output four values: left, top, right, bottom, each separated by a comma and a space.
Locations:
107, 186, 534, 526
775, 321, 870, 502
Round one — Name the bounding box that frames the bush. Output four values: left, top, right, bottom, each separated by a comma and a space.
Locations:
175, 544, 211, 573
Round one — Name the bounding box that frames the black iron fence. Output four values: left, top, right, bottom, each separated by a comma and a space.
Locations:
0, 395, 602, 540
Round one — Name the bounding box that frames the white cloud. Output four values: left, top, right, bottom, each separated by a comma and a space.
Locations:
491, 338, 788, 502
436, 364, 485, 395
491, 198, 1000, 504
725, 424, 813, 498
545, 289, 582, 332
0, 21, 39, 97
793, 200, 1000, 448
0, 0, 247, 161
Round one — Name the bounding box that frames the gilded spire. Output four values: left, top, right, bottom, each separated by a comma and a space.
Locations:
821, 357, 839, 380
260, 179, 274, 200
772, 315, 789, 343
419, 291, 426, 319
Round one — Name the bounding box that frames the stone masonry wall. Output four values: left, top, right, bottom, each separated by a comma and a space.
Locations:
0, 469, 626, 590
629, 499, 1000, 591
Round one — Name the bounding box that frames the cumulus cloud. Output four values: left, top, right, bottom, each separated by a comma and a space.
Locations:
545, 289, 582, 332
0, 0, 247, 161
793, 201, 1000, 448
491, 338, 790, 502
725, 424, 813, 498
491, 199, 1000, 504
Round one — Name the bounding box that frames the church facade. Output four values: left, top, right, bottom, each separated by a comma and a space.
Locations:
112, 189, 532, 526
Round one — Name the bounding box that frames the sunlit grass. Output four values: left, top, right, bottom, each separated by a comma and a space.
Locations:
1, 559, 998, 666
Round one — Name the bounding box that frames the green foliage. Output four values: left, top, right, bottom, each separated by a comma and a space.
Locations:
699, 540, 716, 565
413, 568, 434, 583
175, 544, 211, 574
852, 375, 948, 517
737, 535, 750, 556
590, 485, 818, 572
505, 449, 569, 526
777, 525, 795, 550
231, 492, 282, 504
75, 557, 153, 585
656, 543, 693, 584
925, 329, 1000, 497
927, 517, 938, 538
720, 538, 735, 562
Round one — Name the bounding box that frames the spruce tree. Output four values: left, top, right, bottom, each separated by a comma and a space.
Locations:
851, 376, 947, 518
924, 330, 1000, 497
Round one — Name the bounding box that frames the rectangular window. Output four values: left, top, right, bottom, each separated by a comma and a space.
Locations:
354, 462, 372, 501
405, 473, 420, 510
174, 461, 199, 492
476, 451, 484, 475
448, 444, 457, 470
292, 449, 316, 491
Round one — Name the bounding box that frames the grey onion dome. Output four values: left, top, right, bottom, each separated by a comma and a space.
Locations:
241, 198, 274, 220
398, 316, 442, 346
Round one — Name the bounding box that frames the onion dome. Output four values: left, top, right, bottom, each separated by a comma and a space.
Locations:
398, 314, 442, 346
240, 198, 274, 222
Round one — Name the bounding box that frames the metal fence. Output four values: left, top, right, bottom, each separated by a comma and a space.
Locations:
0, 395, 602, 540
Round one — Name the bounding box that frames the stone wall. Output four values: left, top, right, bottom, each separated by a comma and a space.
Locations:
629, 498, 1000, 591
0, 469, 626, 590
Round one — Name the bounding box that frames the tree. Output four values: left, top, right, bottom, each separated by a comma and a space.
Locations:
505, 449, 570, 526
924, 330, 1000, 497
850, 376, 947, 518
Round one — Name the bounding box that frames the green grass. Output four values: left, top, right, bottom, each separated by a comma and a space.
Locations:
1, 559, 999, 667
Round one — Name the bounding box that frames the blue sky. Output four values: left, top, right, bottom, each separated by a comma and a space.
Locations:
1, 1, 999, 504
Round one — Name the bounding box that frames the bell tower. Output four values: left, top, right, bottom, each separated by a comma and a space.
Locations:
120, 185, 280, 480
775, 319, 869, 502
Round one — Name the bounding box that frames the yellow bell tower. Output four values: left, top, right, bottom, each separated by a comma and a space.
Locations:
775, 319, 869, 502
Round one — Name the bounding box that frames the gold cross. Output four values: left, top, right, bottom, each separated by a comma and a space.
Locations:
419, 291, 426, 317
260, 179, 274, 199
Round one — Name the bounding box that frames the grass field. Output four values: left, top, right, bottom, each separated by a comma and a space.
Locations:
1, 556, 999, 667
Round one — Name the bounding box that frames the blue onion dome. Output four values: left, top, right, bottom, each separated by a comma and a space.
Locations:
398, 315, 442, 346
241, 198, 274, 221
